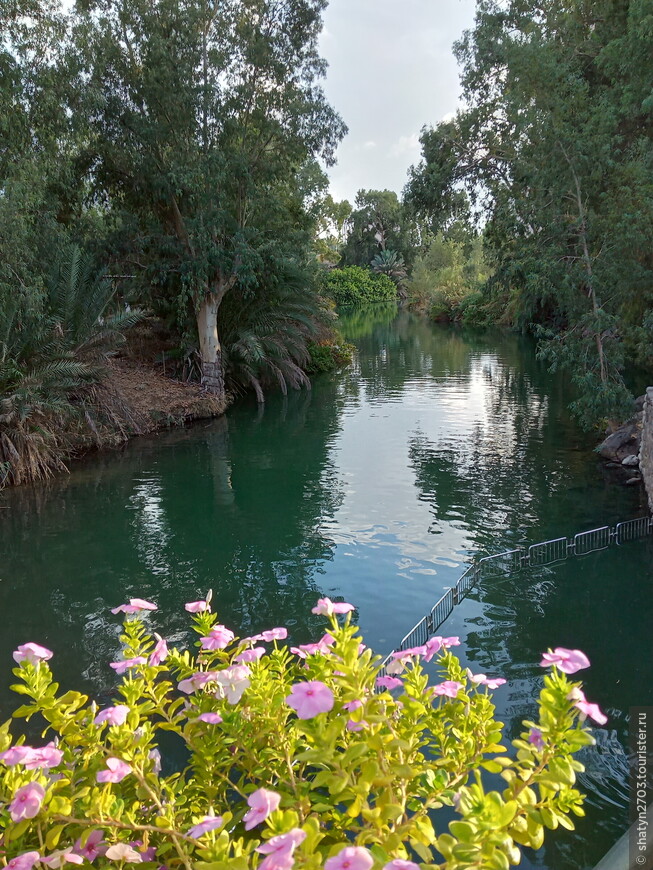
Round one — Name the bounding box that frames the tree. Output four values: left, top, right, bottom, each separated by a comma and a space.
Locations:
406, 0, 653, 427
313, 194, 352, 264
341, 189, 419, 268
74, 0, 346, 398
370, 250, 407, 295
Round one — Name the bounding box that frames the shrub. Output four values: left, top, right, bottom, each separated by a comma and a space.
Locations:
306, 340, 354, 374
0, 596, 604, 870
323, 267, 397, 306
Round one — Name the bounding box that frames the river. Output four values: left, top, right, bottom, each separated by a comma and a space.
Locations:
1, 305, 651, 869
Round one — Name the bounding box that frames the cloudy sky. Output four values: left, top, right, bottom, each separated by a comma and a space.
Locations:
318, 0, 476, 204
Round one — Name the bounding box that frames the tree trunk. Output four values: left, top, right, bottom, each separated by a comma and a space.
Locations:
197, 293, 225, 398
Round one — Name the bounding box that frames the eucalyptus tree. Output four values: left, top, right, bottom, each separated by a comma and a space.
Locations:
0, 0, 76, 307
74, 0, 346, 397
341, 189, 419, 268
407, 0, 653, 427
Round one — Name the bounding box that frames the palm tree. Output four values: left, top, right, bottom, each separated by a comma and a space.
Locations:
371, 249, 408, 296
219, 262, 333, 402
0, 246, 141, 487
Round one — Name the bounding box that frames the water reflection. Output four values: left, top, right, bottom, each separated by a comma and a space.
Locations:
0, 306, 649, 869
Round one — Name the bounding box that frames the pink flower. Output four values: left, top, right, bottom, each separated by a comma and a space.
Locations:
196, 712, 223, 724
13, 643, 53, 665
569, 688, 607, 724
25, 744, 63, 770
10, 782, 45, 821
376, 675, 403, 690
177, 671, 221, 694
109, 657, 147, 674
286, 681, 334, 719
343, 699, 363, 712
484, 677, 506, 689
0, 746, 33, 766
324, 846, 374, 870
234, 647, 265, 663
105, 844, 142, 863
383, 862, 421, 870
575, 700, 608, 725
243, 788, 281, 830
528, 728, 545, 750
200, 625, 235, 651
74, 830, 106, 862
111, 599, 157, 614
390, 645, 426, 660
255, 628, 288, 642
214, 665, 251, 704
346, 719, 368, 732
0, 743, 62, 770
185, 601, 210, 613
97, 758, 131, 783
441, 636, 460, 648
540, 647, 590, 674
94, 705, 130, 727
41, 849, 84, 868
422, 637, 443, 662
311, 597, 355, 617
187, 816, 223, 838
430, 681, 463, 699
150, 637, 168, 666
256, 829, 306, 870
291, 634, 336, 659
6, 852, 41, 870
129, 842, 156, 862
466, 671, 506, 690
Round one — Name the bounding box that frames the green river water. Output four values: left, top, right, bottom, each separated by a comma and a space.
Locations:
1, 305, 652, 869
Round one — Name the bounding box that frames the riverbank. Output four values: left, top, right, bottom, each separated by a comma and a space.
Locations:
0, 354, 228, 491
105, 358, 227, 434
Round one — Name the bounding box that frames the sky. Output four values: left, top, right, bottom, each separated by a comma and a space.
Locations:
318, 0, 477, 205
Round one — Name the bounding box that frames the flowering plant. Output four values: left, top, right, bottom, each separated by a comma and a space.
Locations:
0, 595, 605, 870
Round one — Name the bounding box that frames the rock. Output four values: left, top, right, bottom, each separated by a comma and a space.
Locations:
622, 454, 640, 467
605, 461, 622, 469
625, 476, 642, 485
597, 422, 640, 461
635, 394, 646, 412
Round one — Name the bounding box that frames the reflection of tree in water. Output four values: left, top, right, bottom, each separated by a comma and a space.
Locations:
396, 319, 649, 870
0, 379, 347, 712
335, 302, 398, 342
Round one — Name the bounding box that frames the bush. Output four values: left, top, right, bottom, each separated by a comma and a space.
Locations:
323, 267, 397, 306
0, 597, 604, 870
306, 340, 354, 374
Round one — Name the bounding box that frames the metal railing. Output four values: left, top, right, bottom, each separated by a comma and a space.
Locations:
380, 515, 653, 673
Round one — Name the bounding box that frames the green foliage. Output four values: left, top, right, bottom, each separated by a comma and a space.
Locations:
340, 191, 421, 268
0, 602, 598, 869
306, 340, 354, 374
407, 235, 491, 322
217, 264, 335, 402
72, 0, 346, 390
323, 267, 397, 307
370, 251, 408, 294
406, 0, 653, 427
0, 246, 141, 487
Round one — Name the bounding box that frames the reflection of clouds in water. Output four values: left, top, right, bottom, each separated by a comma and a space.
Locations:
129, 476, 173, 578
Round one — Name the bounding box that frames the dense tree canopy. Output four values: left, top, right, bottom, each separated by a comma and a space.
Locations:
407, 0, 653, 427
72, 0, 345, 393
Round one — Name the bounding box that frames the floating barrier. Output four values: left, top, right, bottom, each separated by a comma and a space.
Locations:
380, 514, 653, 673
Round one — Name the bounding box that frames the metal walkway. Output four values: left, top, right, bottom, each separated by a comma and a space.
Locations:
383, 515, 653, 666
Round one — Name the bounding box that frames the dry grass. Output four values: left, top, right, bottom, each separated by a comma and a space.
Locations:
0, 359, 227, 490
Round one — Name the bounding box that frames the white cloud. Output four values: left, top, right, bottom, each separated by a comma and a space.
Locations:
389, 133, 421, 158
319, 0, 476, 202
